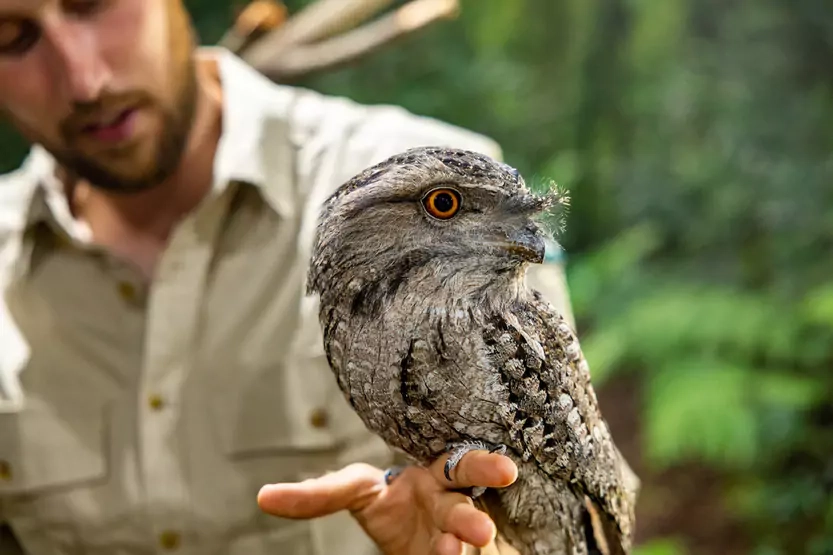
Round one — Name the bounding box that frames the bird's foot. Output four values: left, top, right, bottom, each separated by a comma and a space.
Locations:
444, 441, 508, 499
383, 466, 406, 485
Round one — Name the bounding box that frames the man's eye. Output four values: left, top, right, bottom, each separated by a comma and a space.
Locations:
63, 0, 107, 17
0, 19, 40, 56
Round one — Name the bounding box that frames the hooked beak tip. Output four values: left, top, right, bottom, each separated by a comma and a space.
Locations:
505, 226, 546, 264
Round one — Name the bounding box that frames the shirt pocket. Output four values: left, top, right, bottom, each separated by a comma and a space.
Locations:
227, 523, 316, 555
226, 516, 381, 555
0, 399, 108, 497
217, 348, 393, 483
0, 396, 110, 554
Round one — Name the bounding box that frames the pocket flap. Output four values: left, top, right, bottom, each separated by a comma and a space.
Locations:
221, 356, 356, 457
0, 399, 108, 494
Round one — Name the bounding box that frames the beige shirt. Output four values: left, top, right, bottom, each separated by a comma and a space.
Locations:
0, 48, 574, 555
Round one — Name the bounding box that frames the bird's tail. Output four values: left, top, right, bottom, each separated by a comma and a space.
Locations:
471, 491, 583, 555
467, 450, 640, 555
582, 446, 641, 555
582, 496, 628, 555
472, 492, 626, 555
468, 461, 604, 555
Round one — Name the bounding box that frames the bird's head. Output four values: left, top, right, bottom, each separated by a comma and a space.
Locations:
307, 146, 569, 310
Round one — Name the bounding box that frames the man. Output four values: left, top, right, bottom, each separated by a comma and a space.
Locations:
0, 1, 575, 554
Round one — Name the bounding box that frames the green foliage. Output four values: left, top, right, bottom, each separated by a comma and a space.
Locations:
634, 538, 688, 555
572, 230, 829, 443
645, 360, 759, 469
569, 228, 833, 551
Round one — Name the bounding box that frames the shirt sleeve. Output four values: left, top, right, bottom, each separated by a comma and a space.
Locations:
0, 173, 32, 413
337, 102, 504, 174
289, 90, 502, 188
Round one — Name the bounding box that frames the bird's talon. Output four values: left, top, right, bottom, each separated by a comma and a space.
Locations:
444, 441, 493, 483
470, 486, 487, 499
383, 466, 405, 485
490, 444, 508, 456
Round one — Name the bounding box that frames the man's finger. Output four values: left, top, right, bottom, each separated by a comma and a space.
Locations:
432, 532, 464, 555
257, 463, 385, 518
428, 450, 518, 491
432, 493, 496, 548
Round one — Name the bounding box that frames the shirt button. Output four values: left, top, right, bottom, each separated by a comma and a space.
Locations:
117, 281, 137, 302
0, 460, 12, 481
159, 530, 180, 550
309, 408, 329, 429
148, 394, 165, 411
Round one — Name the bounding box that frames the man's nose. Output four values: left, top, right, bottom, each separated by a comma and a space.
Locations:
43, 19, 110, 103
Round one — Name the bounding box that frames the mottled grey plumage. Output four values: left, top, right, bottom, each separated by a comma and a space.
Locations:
307, 146, 639, 555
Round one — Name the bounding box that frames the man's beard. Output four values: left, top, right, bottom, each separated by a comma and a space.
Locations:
54, 58, 199, 195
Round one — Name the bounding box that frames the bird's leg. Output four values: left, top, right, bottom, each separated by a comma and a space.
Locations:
383, 466, 406, 485
444, 441, 508, 499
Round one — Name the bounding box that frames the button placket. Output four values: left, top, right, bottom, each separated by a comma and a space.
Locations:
138, 187, 235, 550
158, 529, 181, 550
147, 394, 165, 411
140, 249, 196, 551
117, 281, 138, 303
309, 407, 329, 429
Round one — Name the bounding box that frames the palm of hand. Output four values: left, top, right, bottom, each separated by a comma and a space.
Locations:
257, 451, 516, 555
352, 466, 476, 555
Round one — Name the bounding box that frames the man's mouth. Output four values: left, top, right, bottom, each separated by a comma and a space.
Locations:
80, 107, 139, 144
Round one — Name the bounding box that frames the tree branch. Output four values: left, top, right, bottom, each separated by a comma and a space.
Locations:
218, 0, 288, 55
252, 0, 395, 53
242, 0, 460, 81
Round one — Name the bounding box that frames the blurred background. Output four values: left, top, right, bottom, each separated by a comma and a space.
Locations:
2, 0, 831, 553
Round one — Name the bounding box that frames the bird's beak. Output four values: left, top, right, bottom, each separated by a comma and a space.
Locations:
504, 224, 546, 264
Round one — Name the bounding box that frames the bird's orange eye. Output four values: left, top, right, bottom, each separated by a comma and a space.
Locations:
422, 187, 461, 220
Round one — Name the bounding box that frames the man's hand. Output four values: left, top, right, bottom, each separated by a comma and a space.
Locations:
257, 450, 517, 555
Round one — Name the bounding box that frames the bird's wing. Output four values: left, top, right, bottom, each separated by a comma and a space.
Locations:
483, 293, 639, 554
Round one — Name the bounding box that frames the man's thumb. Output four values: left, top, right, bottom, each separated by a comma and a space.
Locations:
257, 463, 386, 519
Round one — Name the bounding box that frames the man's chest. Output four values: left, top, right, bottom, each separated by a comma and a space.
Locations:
0, 186, 388, 554
6, 184, 311, 399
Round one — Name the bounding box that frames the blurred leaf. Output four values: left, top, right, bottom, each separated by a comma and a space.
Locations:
633, 538, 688, 555
826, 496, 833, 531
566, 223, 662, 315
580, 326, 629, 384
626, 0, 687, 75
543, 150, 580, 191
462, 0, 527, 55
756, 372, 826, 411
801, 284, 833, 327
579, 283, 803, 371
644, 359, 758, 469
753, 546, 786, 555
810, 538, 833, 555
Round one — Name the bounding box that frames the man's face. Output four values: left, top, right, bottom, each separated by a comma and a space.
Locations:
0, 0, 198, 193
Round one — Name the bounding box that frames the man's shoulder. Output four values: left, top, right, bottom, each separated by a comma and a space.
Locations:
0, 166, 36, 238
256, 83, 503, 196
0, 165, 37, 282
0, 167, 30, 412
220, 50, 501, 184
279, 85, 503, 161
220, 49, 500, 159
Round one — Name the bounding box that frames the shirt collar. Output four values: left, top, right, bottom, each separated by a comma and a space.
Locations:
16, 46, 292, 233
211, 46, 272, 190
